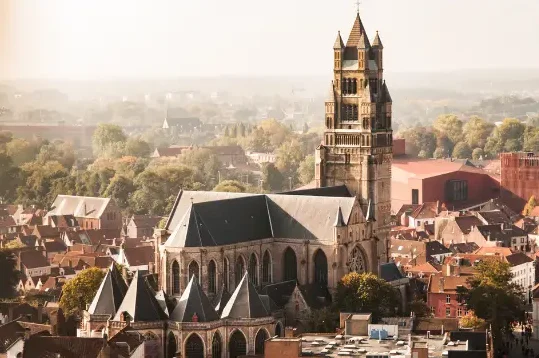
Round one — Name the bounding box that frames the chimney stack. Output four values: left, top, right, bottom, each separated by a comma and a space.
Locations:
439, 277, 444, 293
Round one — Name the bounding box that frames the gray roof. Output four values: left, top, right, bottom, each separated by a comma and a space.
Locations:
334, 206, 345, 227
113, 271, 168, 322
505, 252, 533, 267
165, 189, 360, 248
213, 284, 232, 316
46, 195, 112, 219
220, 272, 269, 319
260, 280, 297, 308
380, 263, 404, 282
170, 276, 219, 322
88, 264, 128, 316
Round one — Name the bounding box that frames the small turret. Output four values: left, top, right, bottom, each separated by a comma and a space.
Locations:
334, 206, 345, 227
372, 31, 383, 48
333, 31, 344, 49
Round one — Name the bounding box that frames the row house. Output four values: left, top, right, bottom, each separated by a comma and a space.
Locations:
427, 274, 469, 319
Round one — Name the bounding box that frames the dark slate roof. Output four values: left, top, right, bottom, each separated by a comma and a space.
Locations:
113, 271, 168, 322
478, 210, 511, 225
448, 242, 479, 254
454, 216, 483, 234
259, 294, 279, 313
170, 276, 219, 322
298, 283, 332, 310
334, 207, 345, 227
22, 336, 105, 358
447, 352, 486, 358
165, 190, 359, 248
477, 224, 527, 242
213, 284, 232, 316
0, 320, 51, 353
88, 264, 128, 316
280, 185, 353, 198
449, 331, 486, 351
380, 263, 404, 282
220, 272, 269, 319
19, 250, 49, 269
505, 252, 534, 267
123, 246, 155, 266
260, 280, 297, 308
426, 241, 452, 257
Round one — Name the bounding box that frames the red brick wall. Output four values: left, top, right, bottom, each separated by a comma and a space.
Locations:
427, 292, 467, 318
500, 152, 539, 212
393, 139, 406, 157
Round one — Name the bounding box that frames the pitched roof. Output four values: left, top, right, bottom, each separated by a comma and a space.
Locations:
406, 262, 440, 275
88, 264, 128, 316
213, 284, 232, 316
334, 206, 345, 227
0, 216, 16, 228
474, 246, 514, 256
43, 240, 67, 253
165, 190, 360, 248
380, 263, 404, 282
220, 272, 269, 319
477, 210, 511, 225
260, 280, 297, 308
0, 320, 51, 353
22, 336, 105, 358
426, 241, 452, 257
32, 225, 60, 239
152, 146, 187, 157
428, 274, 468, 294
113, 271, 168, 322
392, 158, 488, 180
130, 215, 161, 229
46, 195, 113, 219
297, 283, 332, 310
454, 216, 483, 234
49, 215, 79, 228
372, 31, 383, 48
346, 13, 369, 47
409, 202, 442, 219
123, 246, 154, 267
448, 242, 479, 254
280, 185, 353, 198
19, 250, 49, 269
170, 276, 219, 322
505, 252, 533, 267
333, 32, 344, 49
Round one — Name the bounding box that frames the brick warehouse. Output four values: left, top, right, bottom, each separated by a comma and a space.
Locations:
500, 152, 539, 212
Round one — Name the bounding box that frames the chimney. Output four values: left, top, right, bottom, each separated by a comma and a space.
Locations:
439, 277, 444, 293
148, 261, 154, 274
37, 303, 43, 323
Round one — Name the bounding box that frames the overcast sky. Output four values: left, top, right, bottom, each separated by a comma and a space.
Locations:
1, 0, 539, 80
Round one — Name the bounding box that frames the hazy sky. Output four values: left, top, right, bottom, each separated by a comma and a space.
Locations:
2, 0, 539, 80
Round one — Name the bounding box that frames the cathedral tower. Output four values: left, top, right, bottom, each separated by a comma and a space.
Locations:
315, 12, 392, 260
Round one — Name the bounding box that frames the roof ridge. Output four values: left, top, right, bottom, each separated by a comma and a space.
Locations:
265, 196, 275, 238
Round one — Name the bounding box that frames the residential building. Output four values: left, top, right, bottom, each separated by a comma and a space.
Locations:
125, 215, 161, 239
17, 250, 51, 277
506, 252, 535, 300
427, 274, 469, 319
45, 195, 122, 230
247, 151, 277, 164
117, 246, 155, 272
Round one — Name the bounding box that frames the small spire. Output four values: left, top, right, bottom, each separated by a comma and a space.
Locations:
327, 82, 335, 103
373, 31, 384, 48
357, 33, 369, 49
334, 206, 345, 227
333, 31, 345, 49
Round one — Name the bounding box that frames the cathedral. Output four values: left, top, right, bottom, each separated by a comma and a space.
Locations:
80, 11, 392, 358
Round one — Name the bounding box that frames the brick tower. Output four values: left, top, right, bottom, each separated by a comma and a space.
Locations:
315, 11, 393, 260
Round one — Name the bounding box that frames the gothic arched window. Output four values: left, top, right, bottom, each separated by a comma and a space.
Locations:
167, 332, 177, 358
229, 330, 247, 358
262, 250, 272, 284
188, 260, 200, 283
248, 253, 259, 286
235, 256, 245, 286
172, 260, 180, 295
212, 331, 222, 358
349, 246, 367, 273
352, 79, 357, 94
223, 257, 230, 291
208, 260, 217, 294
185, 333, 204, 358
314, 249, 328, 285
255, 329, 269, 354
283, 247, 297, 281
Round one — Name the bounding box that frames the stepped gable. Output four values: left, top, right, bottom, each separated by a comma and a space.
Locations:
87, 263, 128, 316
113, 271, 168, 322
170, 275, 219, 322
220, 272, 269, 319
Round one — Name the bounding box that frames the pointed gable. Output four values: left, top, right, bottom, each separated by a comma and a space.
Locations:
220, 272, 269, 319
113, 271, 168, 322
346, 13, 369, 47
334, 206, 345, 227
213, 284, 232, 316
170, 276, 219, 322
333, 32, 344, 49
88, 264, 128, 316
372, 31, 383, 48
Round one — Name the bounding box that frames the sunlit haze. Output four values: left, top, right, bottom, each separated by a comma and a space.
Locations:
2, 0, 539, 80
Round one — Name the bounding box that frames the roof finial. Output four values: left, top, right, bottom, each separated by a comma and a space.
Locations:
355, 0, 361, 14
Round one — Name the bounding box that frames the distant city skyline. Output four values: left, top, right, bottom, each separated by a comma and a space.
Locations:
2, 0, 539, 80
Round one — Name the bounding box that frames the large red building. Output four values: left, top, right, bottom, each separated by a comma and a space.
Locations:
392, 158, 500, 213
500, 152, 539, 212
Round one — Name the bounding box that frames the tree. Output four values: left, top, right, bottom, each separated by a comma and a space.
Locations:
462, 260, 525, 347
408, 299, 430, 318
92, 123, 127, 157
17, 160, 69, 207
37, 141, 75, 168
307, 307, 339, 333
0, 249, 20, 298
0, 153, 20, 202
238, 122, 246, 137
275, 140, 304, 183
459, 311, 486, 330
523, 195, 537, 216
60, 267, 105, 315
298, 155, 315, 185
125, 138, 151, 158
261, 163, 284, 192
452, 142, 472, 159
213, 180, 246, 193
5, 138, 37, 165
335, 272, 399, 322
417, 150, 428, 159
433, 114, 464, 145
398, 128, 436, 158
463, 116, 494, 149
472, 148, 484, 160
104, 175, 135, 209
433, 147, 445, 159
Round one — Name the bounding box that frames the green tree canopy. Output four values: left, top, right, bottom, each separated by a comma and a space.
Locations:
5, 138, 38, 166
433, 114, 464, 145
60, 267, 105, 315
463, 116, 494, 149
213, 180, 246, 193
472, 148, 484, 160
92, 123, 127, 157
298, 155, 315, 185
104, 175, 135, 209
452, 142, 472, 159
335, 272, 399, 322
0, 249, 20, 298
261, 163, 284, 192
125, 137, 151, 158
523, 195, 537, 216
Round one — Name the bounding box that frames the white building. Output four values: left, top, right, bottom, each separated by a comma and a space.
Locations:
506, 252, 535, 300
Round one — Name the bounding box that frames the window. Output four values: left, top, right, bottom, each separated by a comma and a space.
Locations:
262, 251, 272, 284
457, 308, 462, 317
188, 261, 200, 282
521, 238, 525, 243
412, 189, 419, 205
208, 260, 217, 294
446, 295, 451, 304
314, 249, 328, 285
430, 307, 435, 314
446, 308, 451, 317
248, 253, 258, 286
283, 247, 297, 281
445, 180, 468, 202
172, 261, 180, 294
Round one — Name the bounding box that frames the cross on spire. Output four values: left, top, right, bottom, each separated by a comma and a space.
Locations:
355, 0, 361, 14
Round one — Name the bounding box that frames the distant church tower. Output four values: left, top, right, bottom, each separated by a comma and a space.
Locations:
315, 11, 393, 259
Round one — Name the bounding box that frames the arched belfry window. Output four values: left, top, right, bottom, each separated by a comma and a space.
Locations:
262, 250, 272, 284
212, 332, 222, 358
208, 260, 217, 294
229, 330, 247, 358
167, 332, 177, 358
188, 261, 200, 283
248, 253, 259, 286
235, 256, 245, 286
283, 247, 297, 281
172, 260, 180, 295
185, 334, 204, 358
314, 249, 328, 285
255, 329, 269, 354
